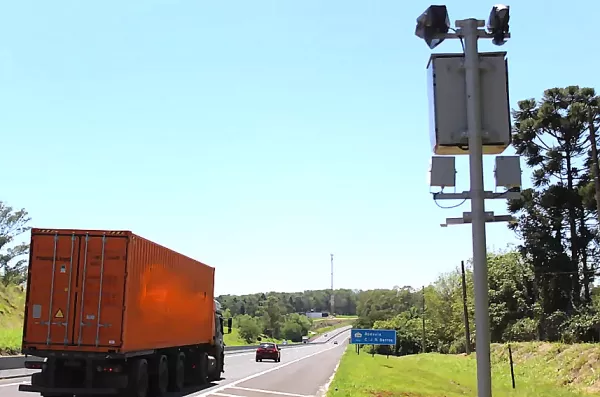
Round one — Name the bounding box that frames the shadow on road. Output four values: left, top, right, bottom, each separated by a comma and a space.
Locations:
166, 381, 219, 396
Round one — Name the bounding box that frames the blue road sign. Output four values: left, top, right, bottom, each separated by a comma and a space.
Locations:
350, 328, 397, 345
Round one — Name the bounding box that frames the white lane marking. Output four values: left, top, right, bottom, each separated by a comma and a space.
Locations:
194, 331, 350, 397
230, 386, 313, 397
316, 358, 341, 397
0, 381, 27, 388
210, 393, 240, 397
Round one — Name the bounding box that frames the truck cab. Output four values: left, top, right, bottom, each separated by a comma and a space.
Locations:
211, 300, 232, 376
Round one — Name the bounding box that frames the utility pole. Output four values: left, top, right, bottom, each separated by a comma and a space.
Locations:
461, 18, 492, 397
416, 7, 513, 397
461, 260, 471, 354
421, 286, 426, 353
330, 254, 334, 315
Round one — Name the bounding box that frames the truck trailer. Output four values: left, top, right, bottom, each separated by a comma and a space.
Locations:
19, 228, 232, 397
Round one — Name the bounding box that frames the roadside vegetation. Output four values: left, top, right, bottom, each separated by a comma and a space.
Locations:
216, 289, 359, 345
309, 318, 355, 339
325, 86, 600, 394
219, 305, 355, 345
328, 342, 599, 396
223, 327, 284, 346
0, 202, 30, 355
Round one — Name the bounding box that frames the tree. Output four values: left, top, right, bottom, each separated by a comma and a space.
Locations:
259, 295, 284, 338
0, 201, 31, 286
486, 250, 536, 341
237, 315, 261, 343
510, 86, 599, 318
281, 321, 303, 342
281, 313, 311, 341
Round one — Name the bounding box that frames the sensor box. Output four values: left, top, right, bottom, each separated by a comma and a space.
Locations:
494, 155, 522, 188
429, 156, 456, 187
427, 52, 511, 155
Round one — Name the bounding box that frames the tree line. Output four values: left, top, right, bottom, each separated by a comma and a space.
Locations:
216, 289, 359, 343
357, 250, 600, 356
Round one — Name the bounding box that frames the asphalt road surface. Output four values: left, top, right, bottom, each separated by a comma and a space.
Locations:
0, 330, 350, 397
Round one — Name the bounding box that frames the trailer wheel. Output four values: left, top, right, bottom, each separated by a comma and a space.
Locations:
198, 352, 209, 385
168, 352, 185, 392
124, 358, 149, 397
149, 355, 169, 397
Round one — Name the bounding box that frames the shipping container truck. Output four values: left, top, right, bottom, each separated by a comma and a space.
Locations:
19, 228, 232, 397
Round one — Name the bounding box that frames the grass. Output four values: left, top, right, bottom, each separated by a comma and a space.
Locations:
0, 284, 25, 355
327, 342, 599, 397
491, 342, 600, 395
310, 317, 355, 339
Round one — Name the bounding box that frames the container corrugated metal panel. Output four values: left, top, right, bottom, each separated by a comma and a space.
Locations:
121, 233, 215, 352
22, 228, 215, 354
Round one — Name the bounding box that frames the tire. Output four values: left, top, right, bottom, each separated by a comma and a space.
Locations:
198, 352, 209, 385
149, 355, 169, 397
123, 359, 149, 397
255, 358, 259, 362
168, 353, 185, 392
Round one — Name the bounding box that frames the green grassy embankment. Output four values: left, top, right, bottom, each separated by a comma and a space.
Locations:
0, 284, 25, 355
223, 328, 283, 346
328, 342, 600, 396
309, 317, 356, 339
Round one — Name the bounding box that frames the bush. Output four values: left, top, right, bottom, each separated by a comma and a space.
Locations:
282, 321, 303, 342
237, 315, 261, 343
541, 311, 568, 342
503, 317, 538, 342
281, 313, 311, 342
560, 312, 600, 343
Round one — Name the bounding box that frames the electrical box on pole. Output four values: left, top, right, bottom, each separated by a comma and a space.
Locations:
494, 156, 522, 188
427, 52, 511, 156
429, 156, 456, 187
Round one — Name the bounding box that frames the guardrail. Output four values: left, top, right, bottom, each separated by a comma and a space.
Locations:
0, 326, 351, 374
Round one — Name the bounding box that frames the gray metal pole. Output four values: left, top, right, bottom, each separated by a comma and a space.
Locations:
461, 260, 471, 355
421, 286, 426, 353
330, 254, 334, 315
462, 18, 492, 397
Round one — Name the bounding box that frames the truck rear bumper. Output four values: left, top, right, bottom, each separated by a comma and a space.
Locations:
19, 384, 119, 395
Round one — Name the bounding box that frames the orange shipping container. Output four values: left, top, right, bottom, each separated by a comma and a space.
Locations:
22, 228, 216, 354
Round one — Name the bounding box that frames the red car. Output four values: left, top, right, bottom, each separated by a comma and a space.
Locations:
256, 342, 281, 362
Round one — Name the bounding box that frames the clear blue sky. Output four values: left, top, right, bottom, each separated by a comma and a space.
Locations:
1, 1, 597, 295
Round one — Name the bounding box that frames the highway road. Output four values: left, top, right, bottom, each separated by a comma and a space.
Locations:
0, 329, 350, 397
